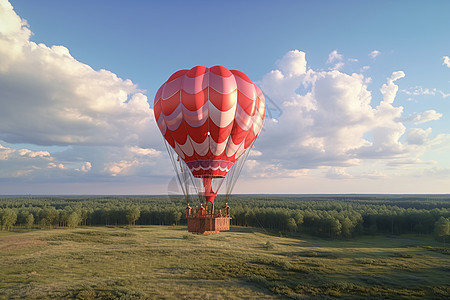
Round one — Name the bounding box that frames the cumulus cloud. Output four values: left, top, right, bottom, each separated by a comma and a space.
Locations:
406, 128, 432, 145
249, 150, 263, 157
443, 56, 450, 68
107, 160, 140, 177
0, 143, 62, 178
103, 146, 162, 177
0, 144, 49, 161
0, 1, 167, 183
327, 50, 343, 64
76, 162, 92, 173
326, 50, 344, 70
255, 49, 445, 179
380, 71, 405, 104
276, 50, 307, 76
369, 50, 380, 59
0, 142, 139, 180
48, 162, 66, 170
44, 144, 165, 179
404, 110, 443, 124
0, 0, 158, 148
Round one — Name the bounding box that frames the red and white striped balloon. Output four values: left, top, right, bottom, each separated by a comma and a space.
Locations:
154, 65, 265, 181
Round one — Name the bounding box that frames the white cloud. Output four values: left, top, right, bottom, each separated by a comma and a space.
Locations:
380, 71, 405, 104
0, 143, 56, 178
401, 86, 450, 99
255, 49, 446, 179
443, 56, 450, 68
0, 142, 117, 179
0, 144, 49, 161
406, 128, 432, 145
326, 50, 344, 70
76, 162, 92, 173
402, 86, 437, 96
326, 167, 352, 179
439, 91, 450, 98
249, 150, 262, 157
129, 146, 161, 157
48, 162, 66, 170
404, 110, 443, 124
0, 2, 167, 183
0, 1, 158, 147
369, 50, 380, 59
107, 160, 139, 177
276, 50, 307, 76
47, 144, 165, 178
332, 62, 344, 70
327, 50, 343, 64
1, 142, 167, 180
102, 145, 163, 177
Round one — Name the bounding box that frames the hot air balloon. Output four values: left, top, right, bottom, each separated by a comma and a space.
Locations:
154, 66, 265, 234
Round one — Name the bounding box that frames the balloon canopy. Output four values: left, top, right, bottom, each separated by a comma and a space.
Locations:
154, 66, 265, 204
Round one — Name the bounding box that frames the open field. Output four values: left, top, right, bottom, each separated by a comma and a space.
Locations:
0, 226, 449, 299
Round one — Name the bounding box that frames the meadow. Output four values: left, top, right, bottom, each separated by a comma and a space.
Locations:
1, 225, 449, 299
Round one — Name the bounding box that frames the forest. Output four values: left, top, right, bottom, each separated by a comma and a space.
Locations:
0, 195, 449, 241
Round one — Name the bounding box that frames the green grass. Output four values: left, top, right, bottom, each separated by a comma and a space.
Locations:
0, 227, 449, 299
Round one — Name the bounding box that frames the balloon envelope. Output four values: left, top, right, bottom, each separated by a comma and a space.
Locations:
154, 66, 265, 203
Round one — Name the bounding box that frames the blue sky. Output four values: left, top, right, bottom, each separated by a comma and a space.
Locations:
0, 0, 449, 194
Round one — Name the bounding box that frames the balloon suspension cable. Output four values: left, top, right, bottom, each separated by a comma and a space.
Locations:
224, 140, 256, 202
164, 139, 190, 203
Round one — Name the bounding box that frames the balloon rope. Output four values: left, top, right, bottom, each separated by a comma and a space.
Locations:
225, 140, 256, 201
164, 139, 189, 203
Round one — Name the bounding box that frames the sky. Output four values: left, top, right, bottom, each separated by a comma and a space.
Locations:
0, 0, 449, 195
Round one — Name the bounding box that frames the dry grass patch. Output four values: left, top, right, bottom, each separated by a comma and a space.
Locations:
1, 226, 449, 299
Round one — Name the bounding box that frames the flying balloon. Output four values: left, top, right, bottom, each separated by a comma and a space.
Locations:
154, 65, 265, 233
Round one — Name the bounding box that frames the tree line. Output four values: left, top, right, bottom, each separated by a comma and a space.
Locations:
0, 195, 449, 240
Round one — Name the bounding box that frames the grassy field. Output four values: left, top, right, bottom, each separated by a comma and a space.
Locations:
0, 226, 449, 299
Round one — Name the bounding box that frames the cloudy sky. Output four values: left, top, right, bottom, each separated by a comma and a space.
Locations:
1, 0, 449, 195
